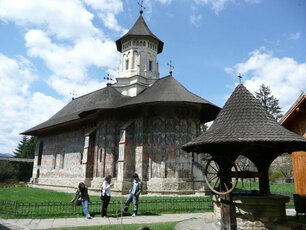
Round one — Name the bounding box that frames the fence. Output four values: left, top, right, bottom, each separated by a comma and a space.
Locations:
0, 197, 213, 218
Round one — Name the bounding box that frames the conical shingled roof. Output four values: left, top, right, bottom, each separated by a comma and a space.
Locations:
116, 15, 164, 53
182, 84, 306, 155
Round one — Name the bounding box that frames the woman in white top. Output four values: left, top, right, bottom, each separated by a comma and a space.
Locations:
101, 175, 113, 217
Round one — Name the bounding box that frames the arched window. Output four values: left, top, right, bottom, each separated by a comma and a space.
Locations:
37, 141, 43, 166
149, 60, 153, 71
60, 150, 65, 169
126, 59, 129, 70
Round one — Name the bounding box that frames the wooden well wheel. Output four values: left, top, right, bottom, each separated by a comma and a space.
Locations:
204, 157, 238, 195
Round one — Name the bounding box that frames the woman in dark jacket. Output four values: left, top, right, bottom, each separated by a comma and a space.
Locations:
70, 182, 93, 219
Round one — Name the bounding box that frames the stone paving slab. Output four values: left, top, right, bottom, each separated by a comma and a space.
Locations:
0, 213, 210, 230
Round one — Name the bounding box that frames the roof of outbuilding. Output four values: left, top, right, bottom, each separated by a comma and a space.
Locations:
182, 84, 306, 155
116, 15, 164, 53
22, 76, 220, 135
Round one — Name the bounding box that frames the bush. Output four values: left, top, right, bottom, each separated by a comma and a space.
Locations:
0, 161, 18, 181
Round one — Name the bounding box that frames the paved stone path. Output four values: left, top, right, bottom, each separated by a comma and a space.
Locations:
0, 213, 213, 230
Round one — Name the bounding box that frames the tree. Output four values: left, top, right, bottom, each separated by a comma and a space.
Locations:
13, 136, 37, 159
0, 161, 18, 181
13, 136, 28, 158
200, 124, 208, 134
255, 84, 283, 121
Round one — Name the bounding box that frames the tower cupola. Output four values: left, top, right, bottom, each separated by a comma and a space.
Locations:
113, 13, 164, 97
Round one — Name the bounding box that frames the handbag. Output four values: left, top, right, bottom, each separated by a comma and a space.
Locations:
76, 197, 82, 206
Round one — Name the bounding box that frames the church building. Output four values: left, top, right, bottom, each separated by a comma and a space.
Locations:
22, 11, 220, 194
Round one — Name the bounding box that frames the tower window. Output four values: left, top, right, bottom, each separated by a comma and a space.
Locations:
126, 60, 129, 70
149, 60, 153, 71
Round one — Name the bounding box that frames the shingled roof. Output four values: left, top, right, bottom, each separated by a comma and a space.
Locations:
22, 76, 220, 135
116, 14, 164, 53
182, 84, 306, 155
122, 75, 220, 121
22, 86, 130, 135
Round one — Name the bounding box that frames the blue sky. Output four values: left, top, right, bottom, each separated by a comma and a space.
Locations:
0, 0, 305, 154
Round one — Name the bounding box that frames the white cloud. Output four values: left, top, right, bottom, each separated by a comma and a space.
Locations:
98, 13, 127, 33
156, 0, 172, 4
190, 14, 202, 25
193, 0, 260, 14
0, 0, 123, 98
0, 54, 65, 153
0, 0, 126, 153
289, 32, 301, 40
226, 47, 306, 112
83, 0, 123, 14
0, 0, 100, 41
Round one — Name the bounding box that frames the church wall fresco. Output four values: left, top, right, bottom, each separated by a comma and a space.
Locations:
31, 105, 208, 194
31, 128, 86, 186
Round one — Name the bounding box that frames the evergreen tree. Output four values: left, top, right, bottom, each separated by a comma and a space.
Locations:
13, 136, 28, 158
255, 84, 283, 122
13, 136, 37, 158
200, 124, 208, 134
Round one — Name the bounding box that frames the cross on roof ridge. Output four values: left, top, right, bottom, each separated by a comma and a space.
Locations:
138, 0, 146, 14
238, 73, 243, 84
167, 60, 174, 76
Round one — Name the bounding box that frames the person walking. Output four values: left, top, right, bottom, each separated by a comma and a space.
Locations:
101, 175, 114, 217
123, 173, 143, 217
70, 182, 93, 219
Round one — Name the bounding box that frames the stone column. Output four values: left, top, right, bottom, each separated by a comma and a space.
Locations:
135, 118, 144, 179
116, 120, 134, 193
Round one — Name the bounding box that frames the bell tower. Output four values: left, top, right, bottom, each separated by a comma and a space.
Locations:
113, 10, 164, 97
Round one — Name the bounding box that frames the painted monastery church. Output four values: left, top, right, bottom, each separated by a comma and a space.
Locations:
23, 11, 221, 194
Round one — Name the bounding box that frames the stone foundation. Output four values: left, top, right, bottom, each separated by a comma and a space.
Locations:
213, 194, 290, 230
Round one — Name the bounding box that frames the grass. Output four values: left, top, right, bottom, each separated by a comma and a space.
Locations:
287, 216, 306, 225
0, 182, 296, 219
51, 221, 179, 230
234, 181, 295, 194
0, 187, 212, 219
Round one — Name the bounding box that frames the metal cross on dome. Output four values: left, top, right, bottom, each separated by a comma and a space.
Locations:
167, 60, 174, 76
138, 0, 146, 14
238, 73, 243, 84
104, 73, 115, 86
70, 90, 77, 100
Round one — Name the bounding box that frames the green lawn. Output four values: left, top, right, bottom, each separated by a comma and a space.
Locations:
51, 222, 179, 230
0, 187, 212, 219
287, 216, 306, 225
0, 183, 296, 219
234, 181, 295, 194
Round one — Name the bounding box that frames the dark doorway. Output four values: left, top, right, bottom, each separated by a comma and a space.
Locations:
37, 141, 43, 166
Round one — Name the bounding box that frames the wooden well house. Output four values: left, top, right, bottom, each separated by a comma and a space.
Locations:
182, 84, 306, 230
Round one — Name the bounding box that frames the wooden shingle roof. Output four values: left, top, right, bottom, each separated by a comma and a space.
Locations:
116, 15, 164, 53
182, 84, 306, 155
22, 76, 220, 135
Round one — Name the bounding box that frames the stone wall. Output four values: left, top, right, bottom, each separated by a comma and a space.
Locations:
213, 194, 289, 230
